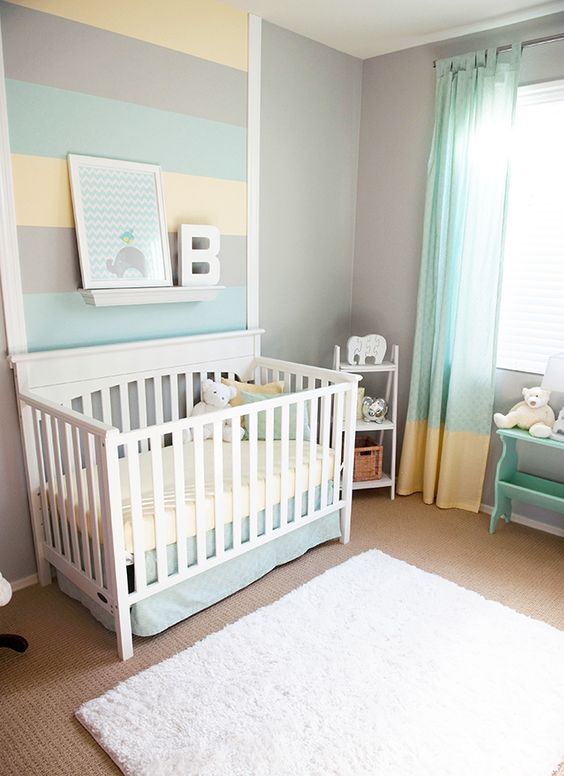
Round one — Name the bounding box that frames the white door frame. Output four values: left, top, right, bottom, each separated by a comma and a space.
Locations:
0, 15, 27, 354
246, 13, 261, 334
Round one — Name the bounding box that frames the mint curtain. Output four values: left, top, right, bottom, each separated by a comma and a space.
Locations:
397, 46, 521, 511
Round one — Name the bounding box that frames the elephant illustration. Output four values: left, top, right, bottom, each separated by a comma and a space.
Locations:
347, 334, 387, 365
106, 246, 147, 278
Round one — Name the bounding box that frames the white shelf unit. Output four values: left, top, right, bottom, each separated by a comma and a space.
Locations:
333, 344, 399, 498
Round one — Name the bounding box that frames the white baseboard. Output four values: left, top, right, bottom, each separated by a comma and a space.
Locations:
480, 503, 564, 538
10, 573, 38, 592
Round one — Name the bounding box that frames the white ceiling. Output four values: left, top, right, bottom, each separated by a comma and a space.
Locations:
225, 0, 562, 58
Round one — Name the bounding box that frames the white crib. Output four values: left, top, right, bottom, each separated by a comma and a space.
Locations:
11, 330, 358, 660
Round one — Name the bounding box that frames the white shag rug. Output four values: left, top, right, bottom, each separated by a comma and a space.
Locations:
77, 550, 564, 776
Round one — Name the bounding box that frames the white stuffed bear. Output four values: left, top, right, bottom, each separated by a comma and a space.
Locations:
493, 386, 555, 438
189, 379, 244, 442
550, 407, 564, 442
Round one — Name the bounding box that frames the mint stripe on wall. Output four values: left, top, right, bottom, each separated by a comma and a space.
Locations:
0, 2, 247, 128
6, 80, 246, 182
24, 288, 247, 351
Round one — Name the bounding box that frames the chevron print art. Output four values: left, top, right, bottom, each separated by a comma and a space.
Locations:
78, 165, 166, 282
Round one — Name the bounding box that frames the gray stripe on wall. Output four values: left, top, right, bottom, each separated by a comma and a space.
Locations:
18, 227, 247, 293
0, 1, 247, 128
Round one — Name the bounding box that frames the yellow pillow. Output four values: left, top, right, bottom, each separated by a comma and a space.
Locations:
221, 377, 285, 407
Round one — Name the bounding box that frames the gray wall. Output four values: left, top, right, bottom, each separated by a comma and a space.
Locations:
0, 308, 36, 581
352, 12, 564, 527
260, 22, 362, 367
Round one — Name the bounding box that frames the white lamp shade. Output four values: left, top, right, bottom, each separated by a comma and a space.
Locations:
541, 352, 564, 392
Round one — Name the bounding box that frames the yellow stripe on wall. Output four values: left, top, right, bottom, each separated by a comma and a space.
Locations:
7, 0, 248, 71
12, 154, 74, 227
12, 155, 247, 236
163, 171, 246, 236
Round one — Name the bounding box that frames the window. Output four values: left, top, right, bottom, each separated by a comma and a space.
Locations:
496, 80, 564, 374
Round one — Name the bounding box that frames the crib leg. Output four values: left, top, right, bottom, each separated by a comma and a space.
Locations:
114, 602, 133, 661
36, 553, 53, 586
339, 504, 351, 544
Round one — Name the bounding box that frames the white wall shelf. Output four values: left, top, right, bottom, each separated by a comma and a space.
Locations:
79, 286, 224, 307
334, 343, 399, 499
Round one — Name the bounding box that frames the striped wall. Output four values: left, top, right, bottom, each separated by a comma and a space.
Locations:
0, 0, 248, 350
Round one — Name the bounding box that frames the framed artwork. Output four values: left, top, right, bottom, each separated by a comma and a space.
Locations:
68, 155, 172, 289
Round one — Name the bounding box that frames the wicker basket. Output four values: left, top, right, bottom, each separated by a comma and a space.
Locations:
353, 436, 383, 482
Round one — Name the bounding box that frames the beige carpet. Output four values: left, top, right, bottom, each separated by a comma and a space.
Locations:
1, 493, 563, 776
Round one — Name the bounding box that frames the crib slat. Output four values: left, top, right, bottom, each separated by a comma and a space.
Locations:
32, 409, 50, 546
199, 372, 207, 403
126, 441, 147, 592
264, 407, 274, 534
154, 376, 164, 428
137, 380, 148, 452
50, 419, 70, 561
213, 370, 222, 384
308, 396, 319, 516
248, 412, 258, 542
212, 421, 225, 560
332, 390, 344, 505
320, 393, 331, 509
231, 417, 242, 550
41, 413, 61, 553
71, 424, 91, 577
101, 388, 112, 426
193, 425, 207, 564
185, 373, 194, 416
170, 374, 179, 422
61, 421, 81, 567
172, 429, 187, 572
46, 415, 64, 556
279, 404, 290, 527
84, 432, 103, 586
294, 400, 304, 522
150, 434, 168, 583
82, 392, 93, 419
119, 383, 131, 433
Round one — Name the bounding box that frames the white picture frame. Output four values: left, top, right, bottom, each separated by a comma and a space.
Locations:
68, 154, 172, 290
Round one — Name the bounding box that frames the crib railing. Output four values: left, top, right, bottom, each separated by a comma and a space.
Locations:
16, 358, 358, 659
18, 390, 116, 610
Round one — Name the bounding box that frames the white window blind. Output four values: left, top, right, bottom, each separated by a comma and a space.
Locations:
496, 80, 564, 375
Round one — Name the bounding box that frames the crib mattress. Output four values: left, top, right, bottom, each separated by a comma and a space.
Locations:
67, 441, 335, 554
121, 440, 335, 553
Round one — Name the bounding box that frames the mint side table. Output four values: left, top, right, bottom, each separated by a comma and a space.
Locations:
490, 428, 564, 533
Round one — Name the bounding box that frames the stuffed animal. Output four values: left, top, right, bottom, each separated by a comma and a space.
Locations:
188, 379, 244, 442
0, 572, 12, 607
550, 407, 564, 442
493, 387, 555, 438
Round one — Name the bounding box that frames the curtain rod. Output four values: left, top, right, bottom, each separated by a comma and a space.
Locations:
433, 31, 564, 67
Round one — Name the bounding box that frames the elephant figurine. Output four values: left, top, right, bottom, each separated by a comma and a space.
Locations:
106, 245, 147, 278
347, 334, 387, 365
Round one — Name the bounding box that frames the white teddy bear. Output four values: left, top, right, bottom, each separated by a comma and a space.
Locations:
550, 407, 564, 442
493, 386, 555, 438
188, 379, 244, 442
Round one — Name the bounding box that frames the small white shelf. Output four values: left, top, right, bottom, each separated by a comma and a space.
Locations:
339, 361, 396, 373
334, 343, 399, 500
355, 419, 394, 432
80, 286, 225, 307
353, 473, 393, 490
